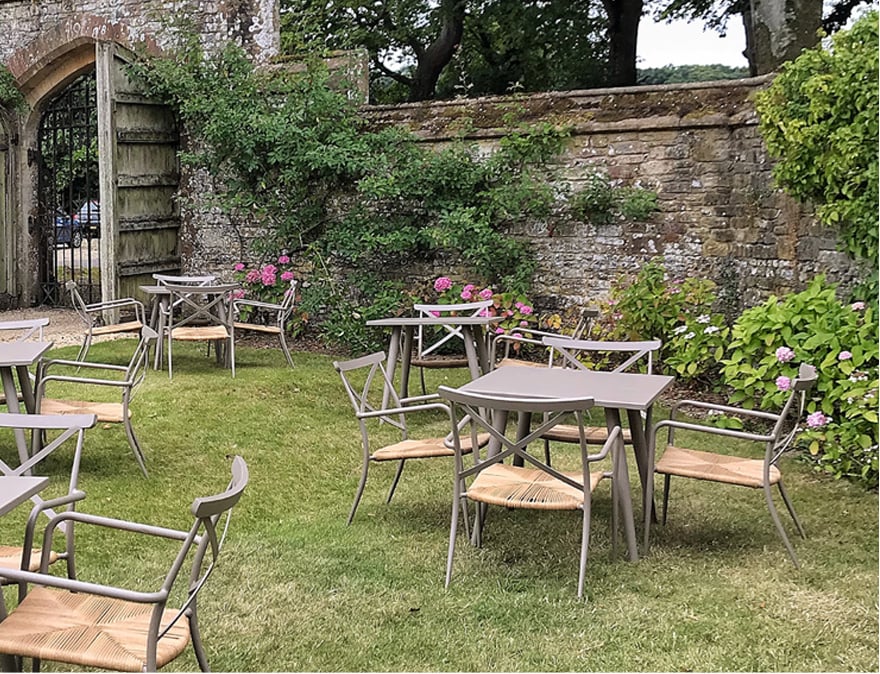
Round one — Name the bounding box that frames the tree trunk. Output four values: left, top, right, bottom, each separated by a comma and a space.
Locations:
603, 0, 644, 86
408, 0, 466, 101
749, 0, 822, 74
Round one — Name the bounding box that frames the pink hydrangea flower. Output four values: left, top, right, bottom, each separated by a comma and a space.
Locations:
434, 277, 453, 292
231, 289, 246, 299
512, 332, 522, 339
776, 346, 796, 363
851, 301, 865, 311
806, 411, 830, 428
520, 305, 533, 315
430, 310, 440, 317
478, 309, 489, 317
277, 255, 290, 264
233, 262, 245, 272
520, 320, 529, 327
838, 351, 853, 361
776, 376, 792, 391
478, 288, 493, 300
463, 284, 475, 292
281, 271, 295, 282
495, 327, 505, 334
245, 270, 260, 284
461, 289, 473, 300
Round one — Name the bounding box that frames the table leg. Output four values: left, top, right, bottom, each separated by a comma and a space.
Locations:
0, 368, 30, 467
381, 327, 402, 411
605, 407, 638, 562
399, 327, 413, 400
472, 407, 510, 545
626, 407, 657, 553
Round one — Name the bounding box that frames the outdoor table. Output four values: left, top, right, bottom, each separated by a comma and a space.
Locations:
366, 315, 502, 402
456, 364, 675, 556
0, 476, 49, 517
139, 285, 170, 368
0, 341, 54, 465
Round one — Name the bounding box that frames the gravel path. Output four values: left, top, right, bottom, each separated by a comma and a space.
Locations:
0, 306, 97, 347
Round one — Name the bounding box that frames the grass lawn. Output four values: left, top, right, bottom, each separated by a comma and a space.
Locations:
0, 338, 876, 672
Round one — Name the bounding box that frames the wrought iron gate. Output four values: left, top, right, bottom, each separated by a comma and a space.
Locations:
37, 70, 102, 305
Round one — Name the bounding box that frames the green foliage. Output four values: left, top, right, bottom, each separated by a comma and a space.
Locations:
231, 255, 301, 328
755, 12, 879, 293
427, 275, 538, 334
721, 276, 878, 487
637, 64, 750, 84
0, 65, 26, 111
663, 311, 730, 386
571, 173, 660, 225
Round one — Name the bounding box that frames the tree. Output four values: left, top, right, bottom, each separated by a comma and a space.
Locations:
637, 63, 749, 84
755, 11, 879, 290
603, 0, 645, 85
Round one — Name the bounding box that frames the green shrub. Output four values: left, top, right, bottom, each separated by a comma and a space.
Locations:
721, 276, 878, 487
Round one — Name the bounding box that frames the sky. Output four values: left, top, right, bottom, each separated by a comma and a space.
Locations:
636, 18, 749, 69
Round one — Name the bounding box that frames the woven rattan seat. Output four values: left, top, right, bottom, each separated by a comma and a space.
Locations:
0, 456, 249, 673
66, 280, 145, 362
468, 463, 604, 510
92, 320, 142, 336
541, 424, 633, 444
372, 433, 489, 461
39, 398, 128, 423
495, 358, 546, 368
648, 363, 819, 566
170, 325, 229, 341
233, 321, 279, 334
232, 279, 298, 368
655, 445, 779, 489
411, 355, 471, 368
0, 544, 57, 571
0, 586, 190, 671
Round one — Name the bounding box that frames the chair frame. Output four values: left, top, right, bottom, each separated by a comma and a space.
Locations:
0, 456, 249, 672
438, 385, 631, 599
161, 283, 238, 379
411, 299, 494, 394
0, 318, 49, 343
647, 363, 819, 566
66, 280, 145, 362
0, 412, 96, 594
334, 351, 480, 524
35, 326, 158, 476
490, 307, 598, 368
232, 279, 298, 367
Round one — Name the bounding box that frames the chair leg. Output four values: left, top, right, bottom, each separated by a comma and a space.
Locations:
610, 475, 618, 559
419, 366, 427, 396
76, 334, 92, 362
578, 495, 592, 600
279, 331, 294, 368
445, 480, 461, 589
347, 462, 370, 525
123, 415, 149, 478
661, 474, 671, 525
777, 481, 806, 539
543, 439, 552, 467
386, 460, 406, 504
189, 608, 211, 672
764, 483, 800, 567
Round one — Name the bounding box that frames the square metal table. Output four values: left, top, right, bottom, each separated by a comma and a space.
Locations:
366, 315, 502, 402
457, 365, 675, 555
0, 341, 54, 465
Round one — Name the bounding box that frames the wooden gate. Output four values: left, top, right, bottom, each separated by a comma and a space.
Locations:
96, 44, 180, 305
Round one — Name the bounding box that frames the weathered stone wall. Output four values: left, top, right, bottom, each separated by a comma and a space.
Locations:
186, 76, 859, 315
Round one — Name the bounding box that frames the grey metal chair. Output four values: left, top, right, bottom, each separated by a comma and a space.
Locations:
411, 299, 494, 394
232, 279, 298, 367
536, 336, 662, 462
0, 455, 249, 672
161, 283, 238, 379
333, 351, 488, 524
35, 326, 158, 476
66, 280, 145, 362
0, 412, 96, 581
491, 307, 598, 368
648, 362, 819, 566
437, 385, 633, 599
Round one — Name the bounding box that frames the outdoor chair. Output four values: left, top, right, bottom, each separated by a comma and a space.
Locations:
536, 336, 662, 463
648, 362, 819, 566
0, 412, 96, 582
232, 279, 297, 367
66, 280, 145, 362
35, 326, 158, 476
0, 455, 249, 672
0, 318, 49, 343
411, 299, 494, 394
437, 385, 633, 599
491, 307, 598, 369
161, 283, 238, 379
333, 351, 489, 524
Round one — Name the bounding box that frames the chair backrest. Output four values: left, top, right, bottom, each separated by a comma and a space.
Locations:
65, 280, 94, 328
278, 279, 298, 315
163, 283, 239, 330
491, 307, 600, 366
412, 299, 494, 359
152, 273, 217, 286
438, 385, 609, 489
333, 351, 407, 433
126, 326, 159, 390
770, 363, 819, 461
542, 336, 662, 373
155, 456, 249, 640
0, 318, 49, 343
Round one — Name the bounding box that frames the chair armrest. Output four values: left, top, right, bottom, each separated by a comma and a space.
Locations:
83, 297, 145, 323
670, 399, 781, 422
38, 374, 131, 389
0, 566, 167, 604
21, 491, 87, 570
653, 419, 775, 445
233, 298, 282, 312
41, 358, 128, 374
357, 402, 450, 420
586, 424, 623, 463
399, 393, 441, 405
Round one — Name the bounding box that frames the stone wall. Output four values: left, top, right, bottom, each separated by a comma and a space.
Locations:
186, 76, 858, 316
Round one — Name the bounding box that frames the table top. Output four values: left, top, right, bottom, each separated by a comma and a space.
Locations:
139, 284, 171, 295
0, 476, 49, 517
0, 341, 53, 367
458, 365, 674, 411
367, 315, 503, 327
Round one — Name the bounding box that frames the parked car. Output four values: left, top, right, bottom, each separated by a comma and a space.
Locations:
51, 210, 83, 249
73, 199, 100, 236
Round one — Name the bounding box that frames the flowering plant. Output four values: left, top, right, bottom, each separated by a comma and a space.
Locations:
232, 255, 298, 324
664, 312, 730, 385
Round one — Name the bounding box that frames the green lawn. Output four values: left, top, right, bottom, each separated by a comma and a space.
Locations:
1, 339, 877, 672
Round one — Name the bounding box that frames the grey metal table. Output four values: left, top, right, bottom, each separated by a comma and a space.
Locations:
457, 365, 675, 556
0, 476, 49, 517
0, 342, 54, 465
366, 315, 502, 402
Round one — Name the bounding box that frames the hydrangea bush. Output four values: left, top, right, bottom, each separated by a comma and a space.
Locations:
232, 255, 298, 324
721, 276, 878, 487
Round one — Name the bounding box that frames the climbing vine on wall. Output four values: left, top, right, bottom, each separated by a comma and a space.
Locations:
0, 65, 26, 111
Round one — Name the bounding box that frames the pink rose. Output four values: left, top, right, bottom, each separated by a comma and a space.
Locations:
434, 277, 453, 292
776, 346, 795, 363
278, 255, 290, 264
776, 376, 791, 391
234, 262, 245, 272
806, 411, 830, 428
838, 351, 853, 361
